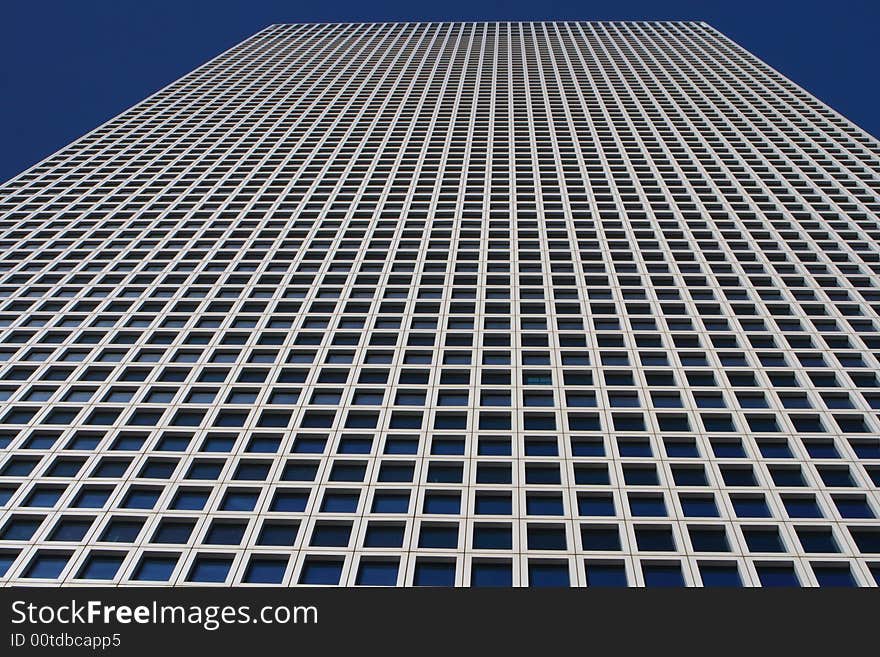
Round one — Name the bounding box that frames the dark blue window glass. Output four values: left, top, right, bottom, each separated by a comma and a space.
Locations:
77, 554, 123, 580
688, 528, 729, 552
0, 486, 15, 506
363, 524, 404, 548
473, 525, 512, 550
0, 551, 19, 577
574, 466, 609, 485
377, 463, 414, 482
782, 496, 823, 518
188, 557, 232, 583
833, 497, 874, 519
384, 438, 419, 455
478, 439, 511, 456
527, 526, 568, 550
24, 487, 64, 507
617, 439, 652, 457
329, 463, 366, 482
221, 491, 259, 511
0, 517, 42, 541
796, 529, 839, 553
122, 488, 161, 509
585, 562, 628, 587
757, 564, 800, 587
152, 521, 195, 544
244, 558, 288, 584
744, 529, 785, 553
528, 562, 570, 587
812, 565, 857, 587
205, 522, 246, 545
581, 527, 621, 551
732, 496, 772, 518
270, 490, 309, 512
299, 559, 343, 585
474, 494, 512, 515
471, 561, 512, 587
171, 489, 209, 510
699, 564, 742, 587
418, 525, 458, 549
526, 495, 564, 516
233, 462, 271, 480
525, 465, 560, 485
642, 563, 686, 587
635, 528, 676, 551
423, 493, 461, 514
371, 492, 410, 514
133, 555, 178, 581
570, 438, 604, 456
623, 466, 658, 486
49, 518, 93, 541
24, 553, 70, 579
629, 496, 667, 517
578, 494, 615, 516
72, 488, 112, 508
849, 529, 880, 553
680, 495, 719, 517
664, 439, 700, 458
257, 522, 298, 546
281, 462, 319, 481
320, 492, 360, 513
309, 524, 352, 547
413, 560, 456, 586
671, 467, 708, 486
356, 560, 399, 586
100, 519, 144, 542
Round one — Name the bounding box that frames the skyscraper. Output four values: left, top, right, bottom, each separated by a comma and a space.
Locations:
0, 21, 879, 587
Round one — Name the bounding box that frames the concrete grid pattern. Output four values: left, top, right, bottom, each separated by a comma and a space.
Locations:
0, 21, 879, 587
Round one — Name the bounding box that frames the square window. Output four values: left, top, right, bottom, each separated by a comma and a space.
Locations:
527, 525, 568, 551
244, 557, 288, 584
24, 552, 70, 579
796, 528, 839, 553
756, 564, 800, 587
171, 489, 209, 510
528, 561, 570, 587
812, 564, 857, 588
744, 528, 786, 553
731, 496, 772, 518
204, 522, 246, 545
585, 561, 628, 587
629, 495, 667, 517
49, 517, 94, 542
688, 527, 730, 552
581, 526, 621, 551
635, 527, 676, 551
371, 492, 410, 514
356, 560, 399, 586
299, 559, 343, 585
699, 563, 742, 587
642, 563, 685, 587
363, 524, 405, 548
77, 553, 123, 580
257, 522, 299, 546
413, 559, 456, 586
470, 560, 512, 587
100, 519, 144, 542
133, 555, 178, 581
418, 524, 459, 549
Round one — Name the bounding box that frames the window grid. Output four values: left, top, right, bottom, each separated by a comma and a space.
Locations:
0, 21, 879, 587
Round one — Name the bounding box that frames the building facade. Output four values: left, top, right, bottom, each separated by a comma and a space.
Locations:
0, 21, 879, 586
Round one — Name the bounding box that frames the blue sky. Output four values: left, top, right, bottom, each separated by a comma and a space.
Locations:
1, 0, 878, 183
